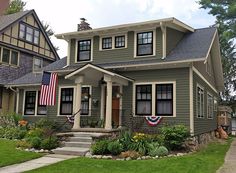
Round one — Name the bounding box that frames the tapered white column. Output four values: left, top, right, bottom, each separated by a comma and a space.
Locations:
105, 79, 112, 129
72, 76, 83, 129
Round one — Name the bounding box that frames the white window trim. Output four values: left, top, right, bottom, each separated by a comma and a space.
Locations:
75, 38, 93, 63
57, 85, 92, 116
207, 92, 214, 119
196, 83, 204, 119
132, 81, 176, 117
99, 33, 128, 51
22, 89, 47, 117
134, 29, 156, 58
0, 46, 20, 67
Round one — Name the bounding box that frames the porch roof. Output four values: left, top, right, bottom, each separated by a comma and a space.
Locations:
65, 63, 134, 86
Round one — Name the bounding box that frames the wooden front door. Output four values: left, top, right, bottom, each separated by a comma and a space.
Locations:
104, 86, 120, 128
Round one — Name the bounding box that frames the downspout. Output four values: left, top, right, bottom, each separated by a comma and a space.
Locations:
7, 86, 19, 113
160, 22, 166, 59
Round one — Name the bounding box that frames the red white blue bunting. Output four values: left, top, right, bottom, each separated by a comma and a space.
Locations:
145, 116, 162, 126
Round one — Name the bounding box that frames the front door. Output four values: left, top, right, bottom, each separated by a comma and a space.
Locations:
104, 86, 120, 128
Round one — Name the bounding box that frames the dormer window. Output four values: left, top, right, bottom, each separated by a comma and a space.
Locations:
77, 40, 91, 62
102, 37, 112, 49
19, 23, 40, 45
137, 31, 153, 56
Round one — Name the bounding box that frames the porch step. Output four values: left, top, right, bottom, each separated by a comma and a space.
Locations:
69, 136, 92, 142
65, 141, 92, 148
73, 132, 110, 137
52, 147, 89, 156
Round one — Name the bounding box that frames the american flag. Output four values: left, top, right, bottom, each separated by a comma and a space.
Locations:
39, 72, 58, 106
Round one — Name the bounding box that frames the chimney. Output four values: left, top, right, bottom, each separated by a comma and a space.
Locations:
77, 18, 92, 31
0, 0, 10, 16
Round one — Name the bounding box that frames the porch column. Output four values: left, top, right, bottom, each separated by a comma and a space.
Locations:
72, 76, 83, 129
104, 76, 112, 130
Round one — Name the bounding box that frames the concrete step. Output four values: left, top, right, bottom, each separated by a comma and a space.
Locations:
52, 147, 89, 156
65, 141, 92, 148
72, 132, 109, 137
69, 136, 92, 143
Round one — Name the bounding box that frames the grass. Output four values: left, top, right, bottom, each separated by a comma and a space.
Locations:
0, 139, 43, 167
27, 138, 233, 173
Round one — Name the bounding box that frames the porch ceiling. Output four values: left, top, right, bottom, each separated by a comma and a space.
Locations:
65, 63, 133, 86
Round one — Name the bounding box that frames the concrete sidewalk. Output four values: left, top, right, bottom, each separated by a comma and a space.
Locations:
217, 138, 236, 173
0, 154, 77, 173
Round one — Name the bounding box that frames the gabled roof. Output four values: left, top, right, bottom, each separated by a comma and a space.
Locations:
56, 17, 194, 39
0, 10, 59, 60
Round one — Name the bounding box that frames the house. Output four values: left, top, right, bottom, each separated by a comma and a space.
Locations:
7, 17, 224, 139
0, 9, 59, 114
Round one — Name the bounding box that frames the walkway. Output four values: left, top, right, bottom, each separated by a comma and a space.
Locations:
217, 138, 236, 173
0, 154, 77, 173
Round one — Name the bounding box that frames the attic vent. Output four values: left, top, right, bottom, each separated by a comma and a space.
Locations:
77, 18, 92, 31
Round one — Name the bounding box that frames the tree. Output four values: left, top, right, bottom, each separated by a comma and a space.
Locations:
5, 0, 26, 15
199, 0, 236, 104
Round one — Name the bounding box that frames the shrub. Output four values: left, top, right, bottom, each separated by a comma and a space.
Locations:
118, 131, 133, 151
91, 140, 109, 155
41, 137, 59, 150
107, 141, 123, 155
3, 127, 26, 139
26, 128, 44, 139
161, 124, 189, 150
28, 137, 42, 149
156, 146, 169, 156
35, 118, 58, 130
16, 140, 32, 149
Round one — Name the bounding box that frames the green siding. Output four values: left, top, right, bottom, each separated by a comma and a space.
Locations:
166, 28, 184, 55
70, 28, 163, 65
193, 71, 218, 135
120, 68, 190, 133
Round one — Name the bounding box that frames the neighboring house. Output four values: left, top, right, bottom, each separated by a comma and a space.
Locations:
0, 10, 59, 114
7, 18, 224, 138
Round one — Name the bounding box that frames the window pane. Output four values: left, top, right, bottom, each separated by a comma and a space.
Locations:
34, 30, 39, 44
19, 24, 25, 38
115, 36, 125, 48
11, 51, 18, 65
61, 103, 72, 114
79, 51, 90, 60
137, 101, 151, 114
26, 27, 33, 42
24, 91, 36, 115
157, 101, 172, 115
137, 44, 152, 55
2, 48, 10, 63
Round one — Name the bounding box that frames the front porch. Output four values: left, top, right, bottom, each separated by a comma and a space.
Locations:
64, 63, 133, 130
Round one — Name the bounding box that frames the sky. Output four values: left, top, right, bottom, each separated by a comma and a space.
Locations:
24, 0, 216, 58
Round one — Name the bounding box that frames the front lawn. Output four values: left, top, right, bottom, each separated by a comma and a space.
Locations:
0, 139, 43, 167
28, 139, 233, 173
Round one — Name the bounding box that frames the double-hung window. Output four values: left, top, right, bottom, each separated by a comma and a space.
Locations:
156, 84, 173, 116
60, 88, 73, 115
24, 91, 36, 115
11, 51, 19, 65
81, 87, 90, 115
1, 48, 19, 65
77, 40, 91, 61
135, 85, 152, 115
207, 93, 213, 119
137, 31, 153, 56
102, 37, 112, 49
2, 48, 10, 63
197, 85, 204, 118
